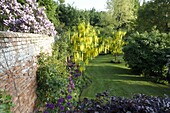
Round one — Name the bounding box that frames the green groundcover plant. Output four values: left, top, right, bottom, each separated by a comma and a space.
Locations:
0, 90, 14, 113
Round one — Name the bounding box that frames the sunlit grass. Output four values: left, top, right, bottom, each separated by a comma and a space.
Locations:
81, 54, 170, 99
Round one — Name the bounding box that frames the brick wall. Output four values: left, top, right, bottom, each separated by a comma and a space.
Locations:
0, 31, 54, 113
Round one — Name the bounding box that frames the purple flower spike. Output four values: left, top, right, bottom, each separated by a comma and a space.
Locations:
46, 103, 50, 107
58, 97, 64, 103
74, 73, 81, 77
68, 88, 72, 93
60, 106, 64, 111
69, 77, 72, 81
67, 102, 71, 106
71, 84, 75, 89
44, 111, 49, 113
75, 69, 80, 73
50, 104, 55, 109
67, 95, 72, 100
46, 103, 54, 109
70, 80, 73, 84
56, 102, 60, 107
68, 84, 70, 88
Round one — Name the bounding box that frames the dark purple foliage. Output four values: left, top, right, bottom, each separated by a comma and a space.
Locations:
74, 91, 170, 113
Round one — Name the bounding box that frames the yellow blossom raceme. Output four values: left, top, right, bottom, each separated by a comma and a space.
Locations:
70, 22, 102, 72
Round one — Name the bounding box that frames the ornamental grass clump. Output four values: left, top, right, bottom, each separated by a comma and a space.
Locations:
0, 0, 56, 36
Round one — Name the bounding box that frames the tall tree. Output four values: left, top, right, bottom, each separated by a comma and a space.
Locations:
106, 0, 139, 31
57, 4, 82, 32
89, 8, 102, 26
135, 0, 170, 33
38, 0, 59, 28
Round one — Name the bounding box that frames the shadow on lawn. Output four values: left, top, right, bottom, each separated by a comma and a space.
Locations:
87, 64, 133, 75
105, 81, 170, 97
81, 55, 170, 98
86, 65, 150, 82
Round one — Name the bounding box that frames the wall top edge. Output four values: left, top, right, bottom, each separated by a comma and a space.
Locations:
0, 31, 54, 38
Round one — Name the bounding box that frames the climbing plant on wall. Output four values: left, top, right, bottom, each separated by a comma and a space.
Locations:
0, 0, 56, 36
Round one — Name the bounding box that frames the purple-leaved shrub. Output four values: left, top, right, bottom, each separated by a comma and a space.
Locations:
0, 0, 56, 36
44, 91, 170, 113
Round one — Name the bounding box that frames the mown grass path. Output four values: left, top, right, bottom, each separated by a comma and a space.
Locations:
81, 54, 170, 99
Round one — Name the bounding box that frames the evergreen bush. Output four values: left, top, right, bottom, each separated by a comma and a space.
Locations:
123, 30, 170, 80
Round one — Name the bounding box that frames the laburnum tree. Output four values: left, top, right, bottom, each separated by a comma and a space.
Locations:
0, 0, 56, 36
110, 31, 126, 62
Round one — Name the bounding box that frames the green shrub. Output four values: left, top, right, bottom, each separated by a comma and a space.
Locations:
123, 30, 170, 80
0, 90, 14, 113
36, 37, 70, 106
36, 35, 91, 112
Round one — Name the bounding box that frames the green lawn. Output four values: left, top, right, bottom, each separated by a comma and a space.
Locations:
81, 54, 170, 99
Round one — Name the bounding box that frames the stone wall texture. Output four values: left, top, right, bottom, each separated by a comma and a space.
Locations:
0, 31, 54, 113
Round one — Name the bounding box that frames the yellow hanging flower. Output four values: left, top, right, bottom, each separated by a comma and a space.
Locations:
80, 44, 85, 52
79, 66, 85, 72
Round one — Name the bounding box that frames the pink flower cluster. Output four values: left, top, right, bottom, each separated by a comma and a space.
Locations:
0, 0, 56, 36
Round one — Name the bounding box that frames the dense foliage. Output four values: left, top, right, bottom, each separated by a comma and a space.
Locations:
75, 91, 170, 113
44, 91, 170, 113
36, 38, 70, 104
36, 35, 91, 112
89, 8, 102, 27
123, 30, 170, 81
70, 22, 100, 70
135, 0, 170, 33
57, 4, 104, 32
36, 21, 126, 112
0, 0, 56, 36
106, 0, 139, 30
37, 0, 59, 28
0, 90, 14, 113
57, 4, 82, 31
1, 0, 170, 113
70, 22, 126, 67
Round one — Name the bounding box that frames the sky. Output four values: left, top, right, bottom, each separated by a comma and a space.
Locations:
64, 0, 151, 11
64, 0, 107, 11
